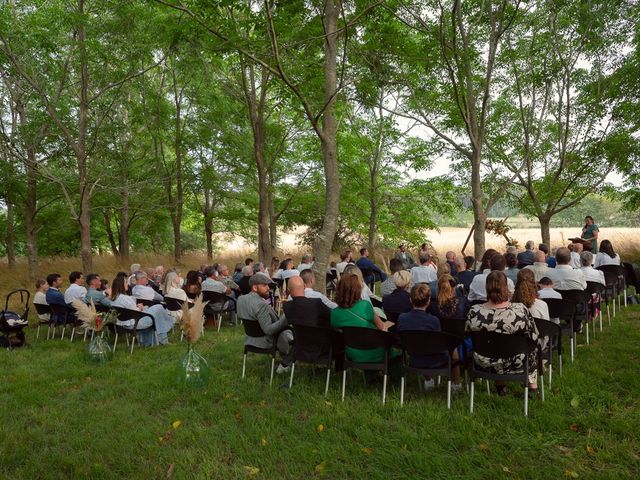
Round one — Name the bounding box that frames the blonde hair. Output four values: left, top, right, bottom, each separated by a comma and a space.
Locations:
436, 274, 457, 317
393, 270, 412, 290
343, 264, 365, 287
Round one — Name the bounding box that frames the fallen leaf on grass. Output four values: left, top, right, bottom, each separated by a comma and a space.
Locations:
244, 466, 260, 477
478, 443, 489, 452
234, 412, 242, 421
317, 424, 325, 433
260, 437, 268, 446
502, 466, 511, 473
172, 420, 182, 429
315, 461, 328, 475
362, 447, 373, 454
569, 423, 580, 433
556, 445, 573, 456
586, 446, 595, 455
159, 431, 173, 444
224, 393, 233, 399
564, 468, 579, 478
324, 400, 332, 406
166, 463, 175, 479
311, 449, 318, 454
570, 396, 580, 408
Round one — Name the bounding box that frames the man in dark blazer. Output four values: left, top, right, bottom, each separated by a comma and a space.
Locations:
517, 240, 536, 267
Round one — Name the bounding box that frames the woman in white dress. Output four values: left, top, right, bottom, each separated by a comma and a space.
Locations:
594, 240, 621, 268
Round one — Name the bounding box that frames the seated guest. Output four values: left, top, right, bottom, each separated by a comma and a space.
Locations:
34, 279, 50, 323
466, 271, 539, 394
132, 271, 164, 302
458, 256, 478, 292
45, 273, 67, 324
99, 278, 109, 291
217, 264, 240, 291
477, 249, 498, 272
183, 270, 203, 299
580, 251, 605, 285
525, 250, 550, 282
276, 258, 300, 281
445, 251, 458, 276
110, 275, 175, 345
334, 251, 351, 275
512, 269, 550, 321
163, 271, 188, 322
343, 264, 375, 303
127, 263, 141, 290
284, 276, 331, 327
237, 265, 254, 296
570, 243, 583, 269
202, 267, 231, 294
85, 273, 112, 307
299, 269, 337, 309
537, 277, 562, 299
380, 258, 404, 298
253, 261, 266, 274
504, 252, 519, 284
594, 240, 621, 268
394, 244, 416, 270
356, 247, 388, 285
547, 247, 586, 290
468, 254, 514, 302
411, 252, 437, 285
397, 283, 462, 390
331, 274, 387, 364
539, 243, 556, 268
154, 265, 165, 290
297, 253, 314, 272
382, 271, 413, 321
517, 240, 536, 267
237, 272, 293, 373
145, 268, 162, 292
431, 274, 468, 319
267, 257, 280, 278
64, 271, 87, 305
232, 263, 244, 284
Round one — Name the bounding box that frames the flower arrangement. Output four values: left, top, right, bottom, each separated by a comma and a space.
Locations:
180, 295, 207, 343
486, 218, 518, 247
71, 299, 116, 332
177, 294, 211, 387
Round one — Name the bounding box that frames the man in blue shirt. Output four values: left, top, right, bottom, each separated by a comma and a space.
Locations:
355, 248, 387, 286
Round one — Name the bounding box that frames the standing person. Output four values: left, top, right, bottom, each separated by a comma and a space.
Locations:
581, 216, 600, 253
394, 244, 416, 270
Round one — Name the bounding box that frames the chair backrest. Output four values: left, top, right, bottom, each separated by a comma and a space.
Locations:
559, 289, 589, 304
585, 281, 604, 296
241, 318, 266, 338
185, 290, 199, 300
94, 304, 112, 314
4, 289, 31, 316
291, 324, 333, 357
49, 303, 71, 315
622, 262, 639, 290
399, 330, 461, 356
339, 326, 392, 350
202, 290, 226, 303
533, 317, 561, 339
440, 317, 466, 338
600, 270, 620, 288
112, 306, 153, 323
137, 298, 162, 307
34, 303, 50, 316
596, 264, 625, 279
542, 298, 576, 322
383, 309, 400, 324
164, 296, 184, 312
470, 331, 533, 358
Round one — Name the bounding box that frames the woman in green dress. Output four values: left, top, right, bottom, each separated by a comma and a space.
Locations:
581, 215, 600, 254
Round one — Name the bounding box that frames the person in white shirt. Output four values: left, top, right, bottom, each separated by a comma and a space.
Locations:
594, 239, 621, 268
64, 271, 87, 304
579, 251, 605, 285
297, 253, 314, 272
336, 250, 354, 274
547, 247, 587, 290
298, 269, 337, 309
132, 271, 164, 302
537, 277, 563, 299
201, 266, 229, 294
569, 243, 583, 269
468, 253, 515, 302
278, 258, 300, 280
33, 279, 50, 322
411, 252, 438, 285
525, 250, 550, 282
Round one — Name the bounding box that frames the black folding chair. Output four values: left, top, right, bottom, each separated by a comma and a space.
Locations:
585, 281, 605, 335
533, 317, 562, 387
202, 290, 237, 332
597, 265, 627, 311
288, 324, 335, 396
241, 318, 279, 386
136, 298, 164, 308
359, 267, 376, 292
469, 331, 539, 417
398, 331, 462, 408
560, 289, 590, 342
597, 270, 619, 324
49, 303, 75, 340
0, 289, 31, 348
110, 307, 157, 355
542, 298, 577, 362
339, 326, 394, 405
33, 303, 53, 340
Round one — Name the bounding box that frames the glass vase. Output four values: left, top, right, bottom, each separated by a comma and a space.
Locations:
84, 334, 113, 364
177, 344, 211, 388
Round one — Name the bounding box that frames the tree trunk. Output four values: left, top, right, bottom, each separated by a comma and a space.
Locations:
268, 173, 277, 255
119, 183, 130, 259
77, 0, 92, 273
312, 0, 341, 293
172, 87, 183, 263
24, 149, 38, 280
5, 199, 16, 269
103, 210, 119, 256
471, 149, 486, 260
539, 215, 551, 248
368, 194, 378, 253
203, 188, 213, 260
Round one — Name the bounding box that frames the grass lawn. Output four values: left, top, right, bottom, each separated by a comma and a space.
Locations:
2, 306, 639, 479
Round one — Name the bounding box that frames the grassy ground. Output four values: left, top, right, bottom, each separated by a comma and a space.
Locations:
1, 305, 639, 479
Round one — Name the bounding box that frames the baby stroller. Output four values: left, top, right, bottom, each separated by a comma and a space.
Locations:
0, 289, 31, 349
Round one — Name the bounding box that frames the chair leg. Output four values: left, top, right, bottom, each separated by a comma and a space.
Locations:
61, 326, 66, 340
549, 363, 553, 389
586, 321, 589, 345
486, 380, 490, 395
130, 335, 135, 355
540, 373, 545, 402
269, 357, 275, 386
113, 332, 118, 353
400, 376, 405, 406
524, 386, 529, 417
570, 336, 574, 363
382, 374, 387, 405
341, 369, 347, 401
606, 303, 611, 326
324, 368, 331, 397
470, 380, 475, 413
559, 354, 563, 376
447, 379, 452, 409
242, 353, 247, 378
36, 325, 41, 341
599, 309, 603, 332
288, 362, 295, 389
217, 315, 222, 332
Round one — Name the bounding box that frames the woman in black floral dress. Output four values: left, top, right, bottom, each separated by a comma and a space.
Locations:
466, 271, 539, 394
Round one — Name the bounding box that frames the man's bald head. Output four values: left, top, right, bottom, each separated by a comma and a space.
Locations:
288, 276, 305, 297
534, 250, 546, 263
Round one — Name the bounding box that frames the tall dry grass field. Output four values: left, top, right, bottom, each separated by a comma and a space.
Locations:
0, 227, 637, 307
